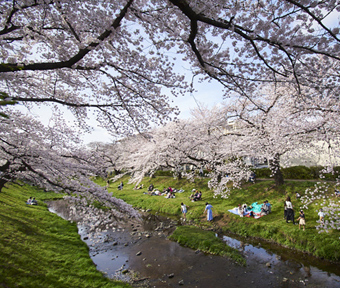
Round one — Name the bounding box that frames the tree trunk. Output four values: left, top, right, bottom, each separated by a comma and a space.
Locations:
0, 161, 10, 192
0, 178, 8, 192
269, 153, 284, 186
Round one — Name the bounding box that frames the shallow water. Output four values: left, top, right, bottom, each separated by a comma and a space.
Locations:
48, 201, 340, 288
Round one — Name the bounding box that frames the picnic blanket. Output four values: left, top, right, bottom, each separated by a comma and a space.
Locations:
228, 202, 266, 219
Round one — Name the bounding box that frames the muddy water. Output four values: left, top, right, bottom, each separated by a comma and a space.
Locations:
48, 201, 340, 288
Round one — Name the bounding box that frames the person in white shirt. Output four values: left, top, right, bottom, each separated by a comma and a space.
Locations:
318, 208, 324, 225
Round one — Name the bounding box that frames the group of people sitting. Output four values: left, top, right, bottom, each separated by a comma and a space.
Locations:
237, 200, 271, 217
26, 197, 38, 205
143, 184, 184, 198
335, 189, 340, 197
133, 183, 144, 190
189, 189, 202, 202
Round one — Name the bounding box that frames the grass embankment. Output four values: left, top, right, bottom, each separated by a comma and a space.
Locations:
109, 176, 340, 263
168, 226, 245, 265
0, 183, 131, 288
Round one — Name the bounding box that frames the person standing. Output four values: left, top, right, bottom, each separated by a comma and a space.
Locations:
199, 167, 204, 177
181, 202, 188, 220
318, 208, 325, 225
205, 202, 213, 221
283, 201, 287, 220
297, 210, 306, 231
285, 196, 295, 224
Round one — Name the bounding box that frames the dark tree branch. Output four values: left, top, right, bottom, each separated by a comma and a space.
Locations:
0, 0, 134, 73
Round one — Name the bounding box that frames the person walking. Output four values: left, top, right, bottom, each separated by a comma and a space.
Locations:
181, 202, 188, 220
204, 202, 213, 221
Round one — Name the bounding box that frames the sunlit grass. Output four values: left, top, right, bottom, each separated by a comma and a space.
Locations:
111, 175, 340, 262
0, 183, 131, 288
169, 226, 246, 265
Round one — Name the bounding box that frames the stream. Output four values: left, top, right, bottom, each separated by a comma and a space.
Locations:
47, 201, 340, 288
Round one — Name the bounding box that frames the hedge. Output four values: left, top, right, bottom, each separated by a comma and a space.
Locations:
253, 166, 340, 180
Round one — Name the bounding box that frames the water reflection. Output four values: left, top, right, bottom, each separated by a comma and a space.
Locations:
48, 200, 340, 287
222, 235, 340, 285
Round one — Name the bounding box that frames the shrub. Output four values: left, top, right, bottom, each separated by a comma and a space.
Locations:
282, 166, 312, 180
154, 170, 173, 177
253, 168, 271, 178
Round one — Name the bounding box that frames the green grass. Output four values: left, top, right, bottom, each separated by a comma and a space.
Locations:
109, 175, 340, 262
169, 226, 246, 265
0, 183, 131, 288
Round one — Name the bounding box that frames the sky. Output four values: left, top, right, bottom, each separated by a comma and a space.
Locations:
21, 70, 225, 145
80, 77, 225, 144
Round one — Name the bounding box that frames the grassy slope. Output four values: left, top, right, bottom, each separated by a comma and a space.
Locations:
109, 176, 340, 262
0, 183, 131, 288
168, 226, 245, 265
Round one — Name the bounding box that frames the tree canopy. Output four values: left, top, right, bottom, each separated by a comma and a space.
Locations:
1, 0, 340, 231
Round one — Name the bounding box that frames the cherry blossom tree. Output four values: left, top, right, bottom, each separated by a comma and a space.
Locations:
0, 0, 186, 135
217, 84, 333, 186
1, 0, 340, 135
0, 110, 140, 232
1, 0, 340, 226
111, 113, 252, 198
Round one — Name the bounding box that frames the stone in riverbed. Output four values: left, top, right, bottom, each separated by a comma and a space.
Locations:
136, 251, 142, 256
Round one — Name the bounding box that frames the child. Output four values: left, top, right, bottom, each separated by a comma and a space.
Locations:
181, 202, 188, 220
318, 208, 324, 225
297, 210, 306, 231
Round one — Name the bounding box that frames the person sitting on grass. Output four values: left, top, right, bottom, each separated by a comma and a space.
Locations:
237, 204, 245, 217
26, 197, 32, 205
192, 191, 202, 201
190, 190, 198, 201
165, 191, 175, 198
148, 183, 154, 192
296, 210, 306, 231
261, 201, 269, 215
31, 197, 38, 205
265, 200, 271, 213
118, 181, 123, 190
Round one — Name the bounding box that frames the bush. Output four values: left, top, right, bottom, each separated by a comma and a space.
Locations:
154, 165, 340, 180
154, 170, 173, 177
253, 168, 271, 178
282, 166, 313, 180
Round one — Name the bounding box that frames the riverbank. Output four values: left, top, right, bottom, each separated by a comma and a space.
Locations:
0, 183, 131, 288
107, 175, 340, 263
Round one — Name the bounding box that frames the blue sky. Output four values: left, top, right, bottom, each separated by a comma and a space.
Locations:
81, 77, 225, 144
